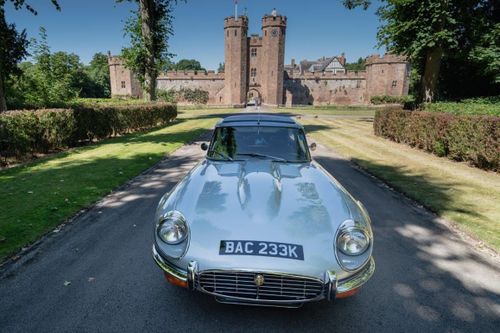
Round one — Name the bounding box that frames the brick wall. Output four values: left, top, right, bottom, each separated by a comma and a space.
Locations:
284, 71, 367, 105
157, 71, 226, 105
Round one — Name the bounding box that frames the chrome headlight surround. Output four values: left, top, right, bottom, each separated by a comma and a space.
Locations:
155, 211, 190, 259
337, 228, 370, 256
335, 219, 373, 272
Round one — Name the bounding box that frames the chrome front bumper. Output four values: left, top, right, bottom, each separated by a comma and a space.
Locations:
152, 245, 375, 305
152, 245, 188, 283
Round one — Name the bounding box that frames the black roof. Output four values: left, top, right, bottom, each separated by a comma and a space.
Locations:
217, 113, 301, 128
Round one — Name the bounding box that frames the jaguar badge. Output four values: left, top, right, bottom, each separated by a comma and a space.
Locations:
254, 274, 265, 286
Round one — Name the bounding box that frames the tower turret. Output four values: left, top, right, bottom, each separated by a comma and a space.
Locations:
365, 54, 410, 101
224, 16, 249, 107
261, 14, 287, 106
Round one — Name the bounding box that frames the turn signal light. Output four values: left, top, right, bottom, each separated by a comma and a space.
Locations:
336, 287, 360, 299
164, 273, 188, 288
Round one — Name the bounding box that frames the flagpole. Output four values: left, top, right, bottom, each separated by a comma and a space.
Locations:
234, 0, 238, 19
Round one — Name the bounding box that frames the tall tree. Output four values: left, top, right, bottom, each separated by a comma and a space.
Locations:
0, 0, 60, 112
342, 0, 498, 103
119, 0, 183, 101
0, 8, 27, 111
83, 52, 111, 98
11, 28, 83, 108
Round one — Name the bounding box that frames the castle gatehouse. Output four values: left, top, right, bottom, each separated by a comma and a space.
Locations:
109, 11, 410, 107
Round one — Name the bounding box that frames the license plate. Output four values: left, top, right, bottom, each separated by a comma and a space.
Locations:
219, 240, 304, 260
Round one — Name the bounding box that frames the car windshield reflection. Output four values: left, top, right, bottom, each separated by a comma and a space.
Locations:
207, 126, 311, 162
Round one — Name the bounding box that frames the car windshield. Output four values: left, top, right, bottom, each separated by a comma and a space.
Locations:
208, 126, 310, 162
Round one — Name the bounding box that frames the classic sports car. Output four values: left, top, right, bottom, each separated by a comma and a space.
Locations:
153, 114, 375, 307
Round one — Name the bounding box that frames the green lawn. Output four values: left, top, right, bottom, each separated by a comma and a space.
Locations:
299, 116, 500, 251
0, 109, 233, 261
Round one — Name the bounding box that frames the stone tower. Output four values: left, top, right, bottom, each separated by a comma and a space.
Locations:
365, 54, 410, 101
224, 16, 249, 107
261, 14, 287, 106
108, 55, 142, 98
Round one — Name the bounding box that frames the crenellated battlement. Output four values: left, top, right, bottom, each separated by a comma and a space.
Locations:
249, 35, 263, 46
224, 15, 248, 28
262, 15, 287, 28
365, 53, 408, 65
158, 70, 225, 80
107, 56, 123, 66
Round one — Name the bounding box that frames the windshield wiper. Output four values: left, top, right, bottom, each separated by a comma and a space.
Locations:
209, 151, 233, 161
237, 152, 287, 162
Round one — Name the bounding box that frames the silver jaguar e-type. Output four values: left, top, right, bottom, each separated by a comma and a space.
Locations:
153, 114, 375, 307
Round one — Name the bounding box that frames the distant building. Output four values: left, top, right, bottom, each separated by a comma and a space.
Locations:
109, 10, 410, 106
298, 56, 346, 74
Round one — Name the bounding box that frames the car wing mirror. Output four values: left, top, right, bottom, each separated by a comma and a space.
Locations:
201, 143, 208, 151
309, 142, 317, 151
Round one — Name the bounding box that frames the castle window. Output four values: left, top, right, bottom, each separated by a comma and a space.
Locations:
251, 68, 257, 77
227, 30, 229, 37
234, 29, 237, 37
356, 80, 361, 88
392, 80, 397, 87
121, 81, 126, 89
251, 48, 257, 57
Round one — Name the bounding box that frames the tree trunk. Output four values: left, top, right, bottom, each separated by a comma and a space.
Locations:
140, 0, 157, 101
421, 45, 443, 104
0, 74, 7, 112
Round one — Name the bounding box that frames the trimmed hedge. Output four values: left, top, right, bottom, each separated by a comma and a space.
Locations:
374, 109, 499, 171
371, 95, 415, 105
424, 100, 500, 116
0, 103, 177, 158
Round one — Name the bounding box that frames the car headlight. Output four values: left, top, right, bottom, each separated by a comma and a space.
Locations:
157, 211, 188, 244
337, 229, 370, 256
335, 219, 373, 271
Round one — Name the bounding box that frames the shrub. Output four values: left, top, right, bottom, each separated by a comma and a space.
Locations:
374, 109, 499, 171
175, 88, 209, 104
157, 90, 176, 103
424, 97, 500, 116
0, 103, 177, 159
370, 95, 415, 106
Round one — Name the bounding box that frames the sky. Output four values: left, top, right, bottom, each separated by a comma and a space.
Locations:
4, 0, 385, 68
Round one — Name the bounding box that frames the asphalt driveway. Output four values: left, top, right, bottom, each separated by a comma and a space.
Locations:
0, 130, 499, 332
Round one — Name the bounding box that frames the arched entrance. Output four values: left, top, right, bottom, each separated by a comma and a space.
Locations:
247, 89, 262, 106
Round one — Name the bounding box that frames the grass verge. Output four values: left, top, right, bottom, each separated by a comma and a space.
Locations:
0, 110, 230, 261
300, 116, 500, 251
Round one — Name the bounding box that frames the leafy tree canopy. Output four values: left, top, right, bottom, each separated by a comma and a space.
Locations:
343, 0, 499, 102
0, 0, 60, 111
169, 59, 205, 71
7, 28, 111, 108
344, 57, 365, 71
83, 53, 111, 98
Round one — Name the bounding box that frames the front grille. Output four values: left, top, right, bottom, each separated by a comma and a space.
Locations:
197, 271, 325, 302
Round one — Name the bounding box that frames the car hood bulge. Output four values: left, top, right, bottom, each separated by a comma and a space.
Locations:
163, 159, 354, 276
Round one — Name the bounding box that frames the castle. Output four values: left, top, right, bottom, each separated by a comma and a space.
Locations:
109, 11, 410, 106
